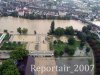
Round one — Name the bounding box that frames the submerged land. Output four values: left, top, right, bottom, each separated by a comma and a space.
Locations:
0, 16, 97, 75
0, 0, 100, 75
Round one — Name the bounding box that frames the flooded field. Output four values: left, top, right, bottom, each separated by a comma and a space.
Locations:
0, 16, 94, 75
56, 58, 92, 75
10, 34, 49, 52
0, 16, 86, 34
34, 57, 93, 75
35, 57, 57, 75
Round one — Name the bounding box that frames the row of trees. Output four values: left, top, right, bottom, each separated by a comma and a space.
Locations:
17, 27, 28, 35
79, 25, 100, 75
0, 42, 23, 50
9, 11, 71, 20
49, 21, 75, 36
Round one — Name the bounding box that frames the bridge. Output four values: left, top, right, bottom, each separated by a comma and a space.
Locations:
29, 51, 54, 57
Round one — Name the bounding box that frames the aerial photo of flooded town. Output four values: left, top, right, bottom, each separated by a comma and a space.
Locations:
0, 0, 100, 75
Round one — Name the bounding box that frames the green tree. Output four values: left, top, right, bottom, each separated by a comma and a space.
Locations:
68, 37, 76, 45
17, 27, 22, 34
50, 21, 55, 34
80, 41, 85, 49
11, 12, 18, 17
54, 50, 59, 57
22, 28, 28, 34
10, 48, 29, 60
0, 65, 2, 75
1, 59, 20, 75
77, 32, 86, 42
82, 25, 91, 34
53, 40, 57, 44
82, 26, 89, 34
4, 29, 8, 33
65, 26, 74, 35
1, 59, 14, 69
2, 65, 20, 75
86, 47, 90, 53
54, 50, 64, 57
54, 27, 65, 36
34, 30, 37, 35
65, 46, 75, 56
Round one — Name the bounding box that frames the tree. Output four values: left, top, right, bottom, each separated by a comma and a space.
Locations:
77, 32, 86, 42
82, 26, 91, 34
4, 29, 8, 33
66, 15, 71, 20
1, 59, 14, 69
17, 27, 22, 34
86, 47, 90, 53
50, 21, 55, 34
22, 28, 28, 34
90, 18, 94, 21
11, 12, 18, 17
82, 26, 87, 32
10, 48, 29, 60
54, 50, 64, 57
68, 37, 76, 45
34, 30, 37, 35
53, 40, 57, 44
1, 59, 20, 75
79, 41, 85, 50
64, 46, 75, 56
54, 27, 65, 36
82, 26, 89, 34
0, 65, 2, 75
2, 65, 20, 75
54, 50, 59, 57
65, 26, 74, 35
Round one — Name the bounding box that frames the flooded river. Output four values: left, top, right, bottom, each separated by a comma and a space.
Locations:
0, 16, 86, 34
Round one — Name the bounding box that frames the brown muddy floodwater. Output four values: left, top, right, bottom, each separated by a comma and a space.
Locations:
0, 16, 86, 34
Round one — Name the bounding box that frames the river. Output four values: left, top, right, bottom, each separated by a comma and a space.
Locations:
0, 16, 86, 34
